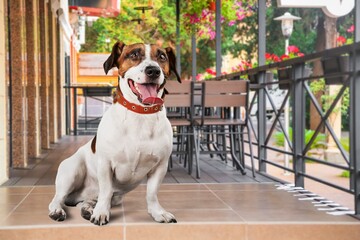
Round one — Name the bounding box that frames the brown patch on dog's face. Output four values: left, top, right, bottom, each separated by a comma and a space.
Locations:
150, 44, 170, 78
117, 44, 145, 78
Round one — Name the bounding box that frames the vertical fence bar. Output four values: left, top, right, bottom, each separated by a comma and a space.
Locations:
258, 0, 266, 66
257, 0, 267, 173
65, 55, 71, 135
175, 0, 181, 76
73, 88, 77, 135
257, 71, 267, 172
355, 1, 360, 43
215, 0, 221, 76
191, 34, 196, 81
350, 45, 360, 215
292, 63, 305, 187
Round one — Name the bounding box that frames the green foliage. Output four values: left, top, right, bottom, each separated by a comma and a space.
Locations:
274, 128, 326, 150
78, 0, 330, 78
340, 137, 349, 152
309, 78, 325, 95
340, 170, 350, 178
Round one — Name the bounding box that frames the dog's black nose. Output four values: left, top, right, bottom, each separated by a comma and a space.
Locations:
145, 66, 161, 79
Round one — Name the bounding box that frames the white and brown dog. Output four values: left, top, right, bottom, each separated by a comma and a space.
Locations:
48, 41, 181, 225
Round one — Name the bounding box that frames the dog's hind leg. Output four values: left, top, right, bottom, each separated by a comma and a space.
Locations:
81, 193, 122, 221
111, 193, 123, 206
49, 149, 87, 221
80, 199, 97, 220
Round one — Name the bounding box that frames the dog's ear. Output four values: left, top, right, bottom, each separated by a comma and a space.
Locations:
165, 47, 181, 83
103, 41, 126, 75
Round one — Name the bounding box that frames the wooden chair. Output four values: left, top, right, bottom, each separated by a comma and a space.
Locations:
165, 81, 199, 175
194, 80, 255, 178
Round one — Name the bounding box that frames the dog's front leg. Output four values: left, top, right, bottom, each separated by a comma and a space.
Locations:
146, 164, 177, 223
90, 159, 113, 226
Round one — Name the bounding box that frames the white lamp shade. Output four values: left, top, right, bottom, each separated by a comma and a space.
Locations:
274, 12, 301, 39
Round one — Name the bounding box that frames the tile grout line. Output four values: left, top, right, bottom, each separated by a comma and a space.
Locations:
0, 186, 36, 225
122, 197, 127, 240
203, 183, 250, 240
203, 184, 247, 222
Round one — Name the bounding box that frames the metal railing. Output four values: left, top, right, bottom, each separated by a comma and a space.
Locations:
207, 42, 360, 216
64, 85, 115, 135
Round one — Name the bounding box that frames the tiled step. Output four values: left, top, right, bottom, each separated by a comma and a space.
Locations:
1, 222, 360, 240
0, 184, 359, 240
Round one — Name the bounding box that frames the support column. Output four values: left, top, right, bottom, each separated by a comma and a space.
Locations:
292, 64, 305, 187
39, 0, 50, 149
257, 0, 267, 172
215, 0, 221, 76
258, 0, 266, 66
48, 3, 58, 143
56, 21, 62, 137
0, 0, 9, 182
191, 34, 196, 81
350, 45, 360, 216
9, 0, 28, 167
25, 0, 41, 158
175, 0, 181, 76
352, 0, 360, 216
257, 71, 267, 172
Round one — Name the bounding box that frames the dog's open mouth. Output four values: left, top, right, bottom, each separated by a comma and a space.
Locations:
128, 79, 163, 105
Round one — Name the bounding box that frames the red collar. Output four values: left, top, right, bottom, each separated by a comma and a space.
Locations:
113, 87, 164, 114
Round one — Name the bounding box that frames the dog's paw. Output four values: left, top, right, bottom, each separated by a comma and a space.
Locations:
81, 206, 93, 221
49, 208, 67, 222
90, 208, 110, 226
150, 210, 177, 223
81, 201, 96, 221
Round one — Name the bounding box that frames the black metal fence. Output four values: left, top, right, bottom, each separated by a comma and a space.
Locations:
208, 42, 360, 217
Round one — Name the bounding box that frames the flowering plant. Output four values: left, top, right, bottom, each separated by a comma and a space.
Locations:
232, 60, 253, 72
265, 53, 281, 64
279, 45, 305, 61
337, 24, 354, 46
183, 0, 256, 40
230, 45, 304, 75
196, 68, 228, 81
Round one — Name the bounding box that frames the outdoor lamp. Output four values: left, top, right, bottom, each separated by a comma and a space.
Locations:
274, 12, 300, 175
274, 12, 301, 39
105, 37, 111, 51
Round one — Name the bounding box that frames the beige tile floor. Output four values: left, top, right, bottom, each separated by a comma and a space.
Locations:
1, 136, 360, 239
0, 183, 359, 240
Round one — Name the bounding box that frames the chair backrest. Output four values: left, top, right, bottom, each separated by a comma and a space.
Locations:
165, 80, 192, 108
202, 80, 248, 108
201, 80, 249, 124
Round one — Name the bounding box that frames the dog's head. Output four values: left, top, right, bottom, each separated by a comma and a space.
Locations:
103, 41, 181, 106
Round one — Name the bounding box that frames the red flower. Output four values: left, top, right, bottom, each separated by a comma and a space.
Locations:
206, 68, 216, 75
297, 53, 304, 57
347, 25, 354, 33
337, 36, 346, 45
272, 54, 281, 62
280, 54, 289, 61
287, 45, 299, 54
265, 53, 272, 60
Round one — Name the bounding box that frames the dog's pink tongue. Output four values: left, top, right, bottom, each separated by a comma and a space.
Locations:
137, 84, 163, 105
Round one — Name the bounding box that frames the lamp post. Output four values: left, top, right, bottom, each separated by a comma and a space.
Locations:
274, 12, 301, 54
105, 37, 111, 52
274, 12, 301, 175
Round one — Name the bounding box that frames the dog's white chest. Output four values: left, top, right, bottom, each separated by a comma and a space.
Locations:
97, 106, 172, 184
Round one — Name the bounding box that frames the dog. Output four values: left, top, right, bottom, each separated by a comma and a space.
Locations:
48, 41, 181, 225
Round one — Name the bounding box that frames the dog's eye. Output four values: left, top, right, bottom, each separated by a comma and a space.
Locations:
130, 52, 140, 59
158, 53, 167, 62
